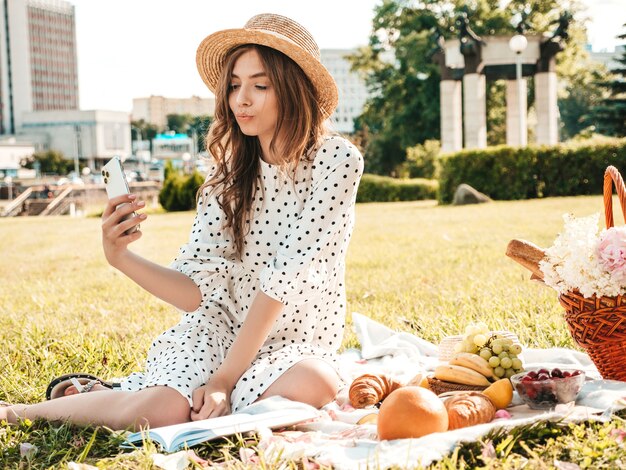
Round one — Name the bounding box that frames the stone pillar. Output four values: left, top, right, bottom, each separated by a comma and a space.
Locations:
440, 80, 463, 153
463, 73, 487, 149
535, 72, 559, 145
535, 39, 563, 146
506, 79, 528, 146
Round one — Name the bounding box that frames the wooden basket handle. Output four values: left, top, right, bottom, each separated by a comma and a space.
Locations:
603, 166, 626, 229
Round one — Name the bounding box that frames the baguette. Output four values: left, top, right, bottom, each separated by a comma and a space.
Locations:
506, 239, 546, 280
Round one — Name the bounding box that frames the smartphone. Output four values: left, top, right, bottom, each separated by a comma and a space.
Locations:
102, 156, 139, 235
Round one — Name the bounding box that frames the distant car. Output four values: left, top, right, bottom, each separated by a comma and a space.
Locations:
56, 176, 85, 186
126, 170, 147, 182
89, 173, 104, 184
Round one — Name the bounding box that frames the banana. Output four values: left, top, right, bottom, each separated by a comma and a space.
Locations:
434, 364, 491, 386
450, 352, 495, 379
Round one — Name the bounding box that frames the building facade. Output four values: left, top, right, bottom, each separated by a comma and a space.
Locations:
0, 137, 35, 177
0, 0, 79, 134
589, 45, 625, 72
132, 95, 215, 128
320, 49, 368, 134
19, 109, 131, 169
152, 132, 192, 160
132, 53, 368, 135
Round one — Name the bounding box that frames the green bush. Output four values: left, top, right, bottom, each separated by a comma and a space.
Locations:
438, 138, 626, 204
397, 139, 441, 179
357, 174, 438, 203
159, 169, 205, 211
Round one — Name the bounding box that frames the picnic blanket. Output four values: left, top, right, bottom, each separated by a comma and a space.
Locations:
152, 313, 626, 470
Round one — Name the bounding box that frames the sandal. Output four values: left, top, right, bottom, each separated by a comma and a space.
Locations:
46, 373, 121, 400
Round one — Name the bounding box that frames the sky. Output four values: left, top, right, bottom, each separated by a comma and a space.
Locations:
70, 0, 625, 113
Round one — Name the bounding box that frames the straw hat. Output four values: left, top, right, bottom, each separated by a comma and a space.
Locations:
196, 13, 338, 118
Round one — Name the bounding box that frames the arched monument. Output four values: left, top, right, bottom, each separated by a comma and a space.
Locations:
434, 13, 570, 152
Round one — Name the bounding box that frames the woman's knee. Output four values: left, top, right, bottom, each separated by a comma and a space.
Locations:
261, 359, 340, 408
121, 386, 190, 429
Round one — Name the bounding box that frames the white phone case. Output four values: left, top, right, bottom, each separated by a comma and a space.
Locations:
102, 156, 130, 199
102, 156, 139, 234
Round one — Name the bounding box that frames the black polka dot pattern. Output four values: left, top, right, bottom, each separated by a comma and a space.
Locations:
119, 136, 364, 412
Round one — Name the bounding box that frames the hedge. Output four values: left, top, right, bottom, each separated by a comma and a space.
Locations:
356, 173, 438, 203
159, 171, 437, 211
438, 138, 626, 204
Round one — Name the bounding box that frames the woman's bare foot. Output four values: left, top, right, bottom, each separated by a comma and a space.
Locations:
0, 402, 20, 424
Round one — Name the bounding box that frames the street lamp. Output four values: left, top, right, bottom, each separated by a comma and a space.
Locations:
73, 125, 82, 177
508, 34, 528, 146
182, 152, 191, 174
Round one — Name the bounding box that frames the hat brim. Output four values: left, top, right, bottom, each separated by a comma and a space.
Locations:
196, 28, 338, 119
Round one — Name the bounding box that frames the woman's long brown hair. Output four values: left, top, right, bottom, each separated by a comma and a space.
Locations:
197, 44, 328, 257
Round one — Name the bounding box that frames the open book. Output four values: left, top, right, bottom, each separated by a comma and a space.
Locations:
123, 405, 319, 452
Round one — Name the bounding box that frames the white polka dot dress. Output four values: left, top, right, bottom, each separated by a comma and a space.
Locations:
120, 136, 364, 412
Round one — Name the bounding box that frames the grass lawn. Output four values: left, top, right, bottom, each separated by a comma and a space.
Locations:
1, 196, 626, 468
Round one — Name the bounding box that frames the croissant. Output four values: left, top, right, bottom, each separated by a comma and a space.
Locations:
444, 392, 495, 430
349, 373, 403, 408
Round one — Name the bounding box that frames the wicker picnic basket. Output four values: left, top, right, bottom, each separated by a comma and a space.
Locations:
559, 166, 626, 381
438, 331, 522, 362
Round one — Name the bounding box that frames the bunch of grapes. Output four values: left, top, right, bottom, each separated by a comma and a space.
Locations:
454, 323, 524, 379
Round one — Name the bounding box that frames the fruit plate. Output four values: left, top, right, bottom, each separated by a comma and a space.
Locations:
438, 331, 522, 362
510, 368, 586, 410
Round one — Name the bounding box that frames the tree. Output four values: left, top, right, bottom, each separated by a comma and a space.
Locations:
21, 150, 74, 175
486, 81, 507, 146
594, 24, 626, 137
166, 113, 194, 134
164, 113, 213, 154
188, 115, 213, 154
131, 119, 160, 153
349, 0, 588, 175
554, 17, 611, 139
558, 65, 607, 139
348, 1, 443, 174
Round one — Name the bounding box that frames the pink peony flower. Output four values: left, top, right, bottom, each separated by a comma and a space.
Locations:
597, 227, 626, 283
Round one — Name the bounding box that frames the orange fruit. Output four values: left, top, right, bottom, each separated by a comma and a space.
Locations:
407, 372, 431, 390
418, 375, 431, 390
357, 413, 378, 425
482, 378, 513, 409
377, 386, 448, 440
406, 372, 431, 390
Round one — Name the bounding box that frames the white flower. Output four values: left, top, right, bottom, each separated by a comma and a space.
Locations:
540, 212, 623, 298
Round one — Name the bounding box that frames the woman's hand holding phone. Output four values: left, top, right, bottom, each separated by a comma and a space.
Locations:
101, 193, 147, 266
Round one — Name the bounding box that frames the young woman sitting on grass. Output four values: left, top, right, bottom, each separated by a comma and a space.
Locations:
0, 13, 363, 430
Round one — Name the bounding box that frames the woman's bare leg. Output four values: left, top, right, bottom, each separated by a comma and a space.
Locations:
258, 359, 340, 408
1, 386, 190, 430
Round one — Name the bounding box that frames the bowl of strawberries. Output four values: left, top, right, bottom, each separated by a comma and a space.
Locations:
510, 368, 586, 410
